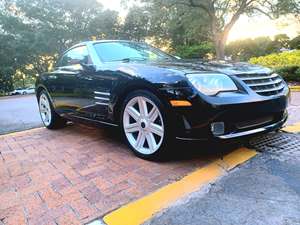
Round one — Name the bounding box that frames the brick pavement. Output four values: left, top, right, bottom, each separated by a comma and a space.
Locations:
0, 125, 218, 225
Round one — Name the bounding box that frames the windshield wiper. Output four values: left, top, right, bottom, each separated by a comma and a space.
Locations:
110, 57, 147, 62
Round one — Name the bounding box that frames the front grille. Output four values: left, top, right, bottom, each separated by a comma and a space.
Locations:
235, 116, 274, 130
235, 73, 285, 96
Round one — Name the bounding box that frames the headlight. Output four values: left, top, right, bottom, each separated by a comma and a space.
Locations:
187, 73, 238, 96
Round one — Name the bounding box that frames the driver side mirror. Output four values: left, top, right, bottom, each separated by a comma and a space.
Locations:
80, 63, 96, 74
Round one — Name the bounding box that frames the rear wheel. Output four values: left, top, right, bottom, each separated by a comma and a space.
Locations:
121, 90, 171, 160
38, 91, 66, 129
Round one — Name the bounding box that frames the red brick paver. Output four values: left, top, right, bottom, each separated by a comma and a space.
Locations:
0, 125, 213, 225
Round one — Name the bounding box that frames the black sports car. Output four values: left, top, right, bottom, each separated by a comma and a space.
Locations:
35, 40, 289, 159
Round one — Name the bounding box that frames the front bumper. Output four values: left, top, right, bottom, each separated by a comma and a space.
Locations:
216, 112, 287, 139
167, 88, 290, 141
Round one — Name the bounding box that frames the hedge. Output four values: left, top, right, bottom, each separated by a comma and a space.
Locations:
249, 50, 300, 82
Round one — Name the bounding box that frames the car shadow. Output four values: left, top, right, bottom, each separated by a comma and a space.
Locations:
70, 123, 246, 163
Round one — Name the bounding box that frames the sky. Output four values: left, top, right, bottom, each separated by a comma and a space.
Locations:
228, 15, 300, 42
97, 0, 300, 42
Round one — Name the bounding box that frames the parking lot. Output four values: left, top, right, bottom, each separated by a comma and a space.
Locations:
0, 93, 300, 225
0, 95, 42, 135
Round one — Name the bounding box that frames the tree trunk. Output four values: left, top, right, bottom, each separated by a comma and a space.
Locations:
215, 39, 225, 60
211, 16, 227, 60
214, 31, 229, 60
210, 8, 241, 60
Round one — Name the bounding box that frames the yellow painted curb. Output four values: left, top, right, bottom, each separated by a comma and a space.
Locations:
289, 86, 300, 92
103, 147, 257, 225
282, 122, 300, 133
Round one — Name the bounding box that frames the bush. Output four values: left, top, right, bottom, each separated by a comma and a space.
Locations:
226, 37, 275, 61
174, 42, 215, 59
249, 50, 300, 68
274, 66, 300, 82
249, 50, 300, 82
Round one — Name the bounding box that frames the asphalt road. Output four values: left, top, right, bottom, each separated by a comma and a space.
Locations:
144, 132, 300, 225
0, 94, 42, 134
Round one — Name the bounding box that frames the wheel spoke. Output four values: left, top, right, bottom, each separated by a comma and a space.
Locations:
148, 107, 159, 122
126, 106, 140, 122
146, 133, 156, 152
149, 123, 164, 137
39, 94, 52, 126
124, 123, 140, 133
135, 131, 146, 149
45, 113, 49, 122
138, 97, 148, 116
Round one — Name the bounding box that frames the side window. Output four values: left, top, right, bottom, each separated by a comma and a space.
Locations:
57, 46, 91, 67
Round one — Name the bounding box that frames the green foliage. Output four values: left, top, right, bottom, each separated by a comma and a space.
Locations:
226, 37, 273, 61
0, 73, 13, 93
249, 50, 300, 68
174, 42, 215, 59
0, 0, 120, 93
290, 35, 300, 50
250, 50, 300, 82
274, 66, 300, 82
121, 6, 150, 41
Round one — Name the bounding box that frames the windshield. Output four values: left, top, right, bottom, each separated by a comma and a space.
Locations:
93, 41, 174, 62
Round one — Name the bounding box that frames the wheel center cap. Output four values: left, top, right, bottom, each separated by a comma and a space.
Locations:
140, 119, 148, 129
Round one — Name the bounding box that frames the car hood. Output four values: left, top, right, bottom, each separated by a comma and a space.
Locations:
104, 59, 272, 87
150, 59, 271, 74
114, 59, 271, 75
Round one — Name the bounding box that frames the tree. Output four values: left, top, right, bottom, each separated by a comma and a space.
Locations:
121, 2, 211, 53
290, 35, 300, 49
226, 36, 278, 61
273, 33, 290, 49
0, 0, 120, 91
276, 0, 300, 21
121, 6, 151, 41
143, 0, 288, 59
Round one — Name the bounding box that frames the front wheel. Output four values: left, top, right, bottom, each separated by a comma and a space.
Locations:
38, 91, 66, 129
121, 90, 171, 160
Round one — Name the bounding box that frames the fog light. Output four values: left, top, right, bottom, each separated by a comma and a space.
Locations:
211, 122, 225, 136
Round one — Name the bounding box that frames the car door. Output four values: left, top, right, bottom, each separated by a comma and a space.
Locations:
50, 45, 114, 121
49, 45, 87, 116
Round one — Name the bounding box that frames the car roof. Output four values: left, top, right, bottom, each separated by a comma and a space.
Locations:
71, 40, 143, 49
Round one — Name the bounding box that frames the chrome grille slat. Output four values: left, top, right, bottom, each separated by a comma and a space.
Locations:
247, 78, 282, 87
238, 73, 278, 81
235, 73, 284, 96
255, 84, 285, 93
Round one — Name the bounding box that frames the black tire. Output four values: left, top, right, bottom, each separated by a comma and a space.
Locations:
120, 90, 172, 160
38, 90, 67, 129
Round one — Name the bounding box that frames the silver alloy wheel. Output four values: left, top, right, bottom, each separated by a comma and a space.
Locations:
123, 96, 164, 155
39, 93, 52, 126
